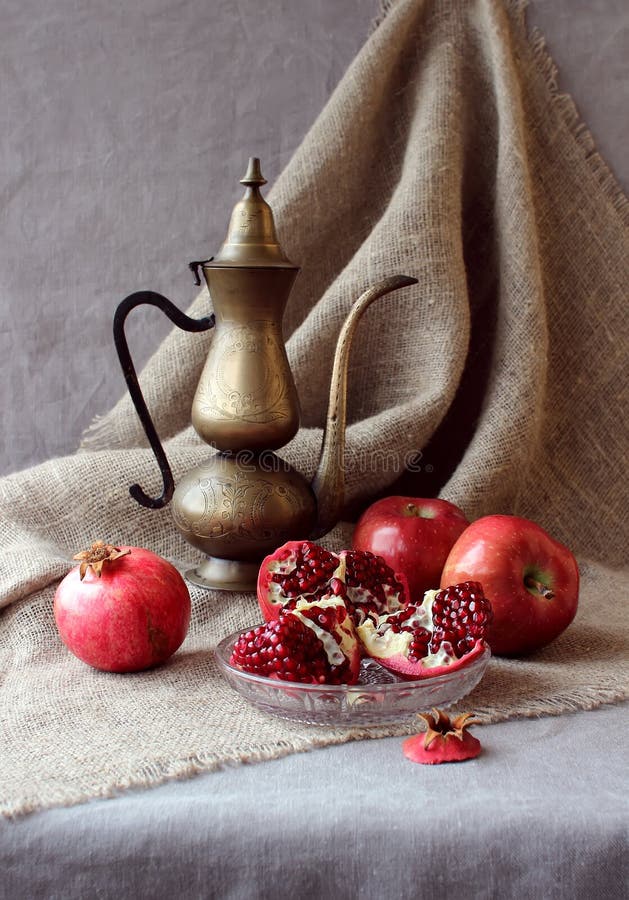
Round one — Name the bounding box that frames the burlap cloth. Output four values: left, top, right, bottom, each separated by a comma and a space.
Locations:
1, 0, 627, 818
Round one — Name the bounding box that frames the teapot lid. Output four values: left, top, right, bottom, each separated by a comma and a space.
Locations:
210, 158, 297, 268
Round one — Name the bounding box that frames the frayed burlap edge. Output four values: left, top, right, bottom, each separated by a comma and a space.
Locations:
373, 0, 628, 223
523, 14, 628, 223
3, 688, 627, 820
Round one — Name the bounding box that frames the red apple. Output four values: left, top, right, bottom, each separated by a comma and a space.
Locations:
352, 497, 470, 603
441, 515, 579, 656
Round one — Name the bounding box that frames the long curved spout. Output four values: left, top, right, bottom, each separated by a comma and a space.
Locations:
310, 274, 418, 538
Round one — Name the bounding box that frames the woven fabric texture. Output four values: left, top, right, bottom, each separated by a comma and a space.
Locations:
0, 0, 627, 817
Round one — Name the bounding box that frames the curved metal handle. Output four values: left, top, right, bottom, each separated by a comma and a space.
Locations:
113, 291, 215, 509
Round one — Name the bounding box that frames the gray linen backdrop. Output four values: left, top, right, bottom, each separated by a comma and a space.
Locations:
1, 0, 627, 478
0, 0, 627, 817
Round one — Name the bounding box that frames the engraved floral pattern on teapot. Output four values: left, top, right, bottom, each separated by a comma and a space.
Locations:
193, 323, 289, 424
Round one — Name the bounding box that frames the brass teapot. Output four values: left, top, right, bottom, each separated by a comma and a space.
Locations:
114, 158, 417, 590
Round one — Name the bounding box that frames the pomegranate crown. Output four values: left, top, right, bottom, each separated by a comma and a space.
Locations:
418, 708, 479, 749
72, 540, 130, 580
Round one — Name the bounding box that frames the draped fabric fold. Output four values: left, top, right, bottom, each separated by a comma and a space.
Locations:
1, 0, 627, 816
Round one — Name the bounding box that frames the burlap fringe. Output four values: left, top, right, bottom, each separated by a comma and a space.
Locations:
371, 0, 399, 30
523, 16, 629, 224
0, 728, 391, 820
3, 683, 625, 820
78, 413, 111, 452
374, 0, 628, 223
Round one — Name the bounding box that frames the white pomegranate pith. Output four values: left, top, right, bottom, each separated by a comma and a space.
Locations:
291, 597, 351, 668
357, 590, 458, 669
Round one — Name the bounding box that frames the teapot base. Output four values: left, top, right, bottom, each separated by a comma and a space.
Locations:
185, 556, 259, 592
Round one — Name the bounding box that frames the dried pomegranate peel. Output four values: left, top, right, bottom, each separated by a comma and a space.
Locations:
403, 708, 482, 764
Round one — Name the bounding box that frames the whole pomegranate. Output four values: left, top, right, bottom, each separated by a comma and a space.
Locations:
54, 541, 191, 672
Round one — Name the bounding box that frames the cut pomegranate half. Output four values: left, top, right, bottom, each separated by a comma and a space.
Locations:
257, 540, 408, 624
429, 581, 493, 657
257, 541, 342, 622
230, 595, 361, 685
357, 583, 492, 679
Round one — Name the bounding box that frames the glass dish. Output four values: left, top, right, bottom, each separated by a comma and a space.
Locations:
215, 629, 491, 727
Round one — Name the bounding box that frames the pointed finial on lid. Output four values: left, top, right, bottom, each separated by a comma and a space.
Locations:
240, 157, 267, 189
209, 157, 296, 268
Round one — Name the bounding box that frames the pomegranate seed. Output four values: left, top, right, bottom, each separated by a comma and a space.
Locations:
429, 582, 493, 658
339, 549, 407, 622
